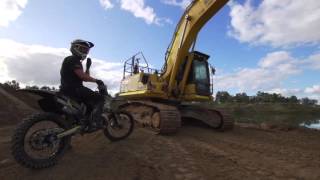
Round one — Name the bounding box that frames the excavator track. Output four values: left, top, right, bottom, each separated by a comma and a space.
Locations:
216, 110, 234, 131
119, 101, 181, 134
118, 100, 233, 134
178, 104, 234, 131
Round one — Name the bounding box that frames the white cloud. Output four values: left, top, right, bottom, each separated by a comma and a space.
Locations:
99, 0, 114, 10
215, 51, 301, 92
267, 87, 320, 103
0, 0, 28, 27
98, 0, 171, 25
87, 59, 123, 94
0, 59, 9, 82
0, 39, 68, 86
214, 50, 320, 102
120, 0, 158, 25
267, 88, 302, 97
228, 0, 320, 47
305, 53, 320, 70
304, 85, 320, 103
305, 85, 320, 94
162, 0, 192, 9
0, 39, 123, 94
258, 51, 294, 68
155, 17, 173, 26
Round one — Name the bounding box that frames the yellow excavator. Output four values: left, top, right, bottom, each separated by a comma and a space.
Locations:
116, 0, 234, 134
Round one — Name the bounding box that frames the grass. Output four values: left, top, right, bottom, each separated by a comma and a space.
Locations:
214, 103, 320, 126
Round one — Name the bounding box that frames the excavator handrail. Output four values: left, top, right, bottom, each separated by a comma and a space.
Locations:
123, 52, 160, 79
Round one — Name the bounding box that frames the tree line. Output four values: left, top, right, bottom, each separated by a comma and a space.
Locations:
1, 80, 57, 91
216, 91, 318, 105
1, 80, 318, 105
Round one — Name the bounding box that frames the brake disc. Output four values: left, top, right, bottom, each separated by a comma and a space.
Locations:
29, 128, 63, 150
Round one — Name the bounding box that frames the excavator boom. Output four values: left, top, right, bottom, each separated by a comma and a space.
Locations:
162, 0, 229, 96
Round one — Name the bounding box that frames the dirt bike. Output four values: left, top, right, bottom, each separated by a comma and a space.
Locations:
11, 84, 134, 169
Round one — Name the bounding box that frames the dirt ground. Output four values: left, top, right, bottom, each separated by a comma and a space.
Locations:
0, 86, 319, 180
0, 122, 319, 180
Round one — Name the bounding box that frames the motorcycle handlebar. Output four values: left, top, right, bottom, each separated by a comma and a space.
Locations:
97, 84, 108, 96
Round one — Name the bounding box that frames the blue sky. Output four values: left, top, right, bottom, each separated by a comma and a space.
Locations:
0, 0, 319, 101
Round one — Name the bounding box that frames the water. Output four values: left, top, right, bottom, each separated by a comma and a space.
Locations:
300, 120, 320, 130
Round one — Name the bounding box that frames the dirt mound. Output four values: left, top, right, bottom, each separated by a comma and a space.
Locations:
0, 86, 40, 125
0, 86, 40, 110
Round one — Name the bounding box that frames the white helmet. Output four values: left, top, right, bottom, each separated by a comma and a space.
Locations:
70, 39, 94, 59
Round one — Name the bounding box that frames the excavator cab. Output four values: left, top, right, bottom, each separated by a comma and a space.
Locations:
187, 51, 211, 96
178, 51, 213, 101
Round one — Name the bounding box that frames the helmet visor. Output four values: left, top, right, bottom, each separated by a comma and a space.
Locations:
77, 45, 90, 54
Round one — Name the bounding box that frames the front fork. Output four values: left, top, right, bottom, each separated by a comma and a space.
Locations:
107, 112, 120, 127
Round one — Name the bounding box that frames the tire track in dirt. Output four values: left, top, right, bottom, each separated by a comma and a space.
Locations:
176, 126, 320, 180
0, 124, 319, 180
133, 129, 205, 180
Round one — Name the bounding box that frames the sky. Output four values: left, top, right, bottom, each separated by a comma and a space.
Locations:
0, 0, 320, 101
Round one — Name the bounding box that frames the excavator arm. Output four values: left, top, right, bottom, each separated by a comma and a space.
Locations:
161, 0, 229, 96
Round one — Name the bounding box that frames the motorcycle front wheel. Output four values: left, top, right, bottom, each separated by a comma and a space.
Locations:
103, 111, 134, 142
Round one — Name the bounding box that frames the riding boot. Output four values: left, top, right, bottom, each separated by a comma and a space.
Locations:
90, 102, 105, 129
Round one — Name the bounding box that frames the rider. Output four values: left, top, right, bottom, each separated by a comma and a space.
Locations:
60, 39, 105, 129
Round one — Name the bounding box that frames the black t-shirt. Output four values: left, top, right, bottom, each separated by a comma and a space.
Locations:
60, 55, 83, 89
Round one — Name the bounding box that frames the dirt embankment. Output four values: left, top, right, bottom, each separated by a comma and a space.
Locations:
0, 86, 319, 180
0, 86, 37, 126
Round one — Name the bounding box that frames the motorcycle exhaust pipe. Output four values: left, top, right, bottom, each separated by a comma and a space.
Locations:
57, 126, 82, 139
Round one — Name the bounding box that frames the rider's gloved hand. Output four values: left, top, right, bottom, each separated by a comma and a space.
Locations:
86, 58, 92, 70
96, 79, 104, 86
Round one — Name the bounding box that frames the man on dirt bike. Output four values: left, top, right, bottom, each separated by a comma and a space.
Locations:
60, 39, 105, 129
11, 39, 134, 169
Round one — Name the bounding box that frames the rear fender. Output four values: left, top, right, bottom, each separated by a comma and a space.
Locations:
18, 89, 63, 114
38, 97, 63, 114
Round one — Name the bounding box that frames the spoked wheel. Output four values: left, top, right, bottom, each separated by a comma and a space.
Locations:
103, 111, 134, 142
11, 113, 71, 169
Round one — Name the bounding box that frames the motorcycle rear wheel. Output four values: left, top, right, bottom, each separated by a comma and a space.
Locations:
11, 113, 71, 169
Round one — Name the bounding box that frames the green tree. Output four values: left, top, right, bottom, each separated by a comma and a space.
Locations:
301, 97, 318, 105
288, 96, 299, 104
4, 80, 20, 90
215, 91, 232, 103
40, 86, 51, 91
26, 85, 39, 90
234, 92, 249, 103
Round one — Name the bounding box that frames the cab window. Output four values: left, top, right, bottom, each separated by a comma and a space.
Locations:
194, 60, 208, 82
